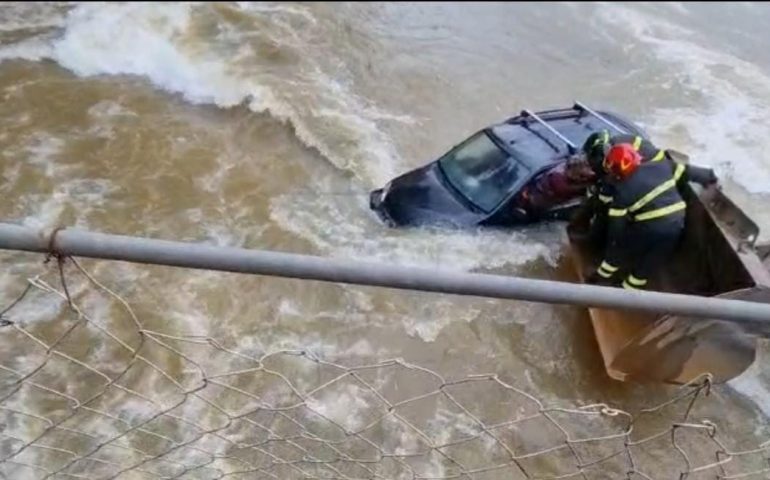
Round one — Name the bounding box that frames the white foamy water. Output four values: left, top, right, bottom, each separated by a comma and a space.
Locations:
305, 383, 377, 432
0, 2, 71, 33
0, 38, 52, 62
597, 4, 770, 195
269, 191, 564, 271
6, 1, 766, 265
2, 5, 770, 478
37, 2, 410, 187
728, 340, 770, 424
52, 4, 242, 105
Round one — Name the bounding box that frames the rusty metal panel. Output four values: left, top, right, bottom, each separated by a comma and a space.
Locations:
569, 183, 769, 385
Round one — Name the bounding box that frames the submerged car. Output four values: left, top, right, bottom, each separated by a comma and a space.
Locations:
370, 102, 648, 228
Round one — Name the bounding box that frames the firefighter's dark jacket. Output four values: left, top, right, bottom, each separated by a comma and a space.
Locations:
601, 157, 716, 266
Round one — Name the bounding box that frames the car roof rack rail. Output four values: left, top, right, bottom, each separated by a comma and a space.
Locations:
573, 101, 629, 134
520, 109, 577, 154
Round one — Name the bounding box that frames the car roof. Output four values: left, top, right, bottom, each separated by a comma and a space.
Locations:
488, 108, 646, 171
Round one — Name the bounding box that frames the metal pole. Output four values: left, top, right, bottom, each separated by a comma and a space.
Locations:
521, 109, 577, 153
0, 222, 769, 324
573, 102, 629, 134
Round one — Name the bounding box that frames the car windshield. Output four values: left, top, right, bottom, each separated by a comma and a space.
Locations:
438, 131, 531, 213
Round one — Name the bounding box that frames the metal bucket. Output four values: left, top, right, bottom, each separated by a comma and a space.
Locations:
568, 182, 770, 385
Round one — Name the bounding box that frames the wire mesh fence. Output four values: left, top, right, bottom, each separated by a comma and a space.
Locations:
0, 254, 768, 480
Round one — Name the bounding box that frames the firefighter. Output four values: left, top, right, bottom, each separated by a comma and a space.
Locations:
568, 130, 670, 250
584, 129, 667, 177
588, 142, 718, 290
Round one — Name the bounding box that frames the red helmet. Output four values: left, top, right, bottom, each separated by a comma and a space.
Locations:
603, 143, 642, 180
